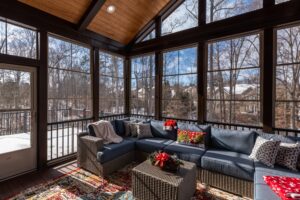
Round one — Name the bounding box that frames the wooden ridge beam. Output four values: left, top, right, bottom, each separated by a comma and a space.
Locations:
77, 0, 106, 31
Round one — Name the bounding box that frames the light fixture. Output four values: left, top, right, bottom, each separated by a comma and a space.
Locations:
107, 5, 116, 14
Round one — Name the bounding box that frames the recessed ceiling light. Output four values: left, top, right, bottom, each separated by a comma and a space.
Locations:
107, 5, 116, 13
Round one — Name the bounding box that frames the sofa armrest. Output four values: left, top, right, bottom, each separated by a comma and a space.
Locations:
77, 135, 104, 166
79, 135, 104, 153
78, 132, 89, 137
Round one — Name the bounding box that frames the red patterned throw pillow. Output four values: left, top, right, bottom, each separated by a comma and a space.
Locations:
177, 129, 206, 148
264, 176, 300, 200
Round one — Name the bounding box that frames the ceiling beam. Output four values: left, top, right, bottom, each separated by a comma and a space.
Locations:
77, 0, 106, 31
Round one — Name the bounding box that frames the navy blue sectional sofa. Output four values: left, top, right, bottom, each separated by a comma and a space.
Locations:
78, 118, 300, 199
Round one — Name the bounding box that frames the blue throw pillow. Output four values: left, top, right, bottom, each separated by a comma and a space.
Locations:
210, 128, 257, 155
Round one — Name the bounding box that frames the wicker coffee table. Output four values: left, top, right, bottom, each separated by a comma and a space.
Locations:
132, 160, 196, 200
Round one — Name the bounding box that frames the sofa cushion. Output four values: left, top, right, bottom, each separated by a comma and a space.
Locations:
164, 142, 205, 167
135, 138, 173, 153
201, 149, 255, 181
254, 162, 300, 200
150, 120, 176, 140
113, 118, 130, 136
209, 128, 257, 155
97, 139, 135, 164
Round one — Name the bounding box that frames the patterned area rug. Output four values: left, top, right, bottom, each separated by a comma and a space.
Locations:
9, 163, 251, 200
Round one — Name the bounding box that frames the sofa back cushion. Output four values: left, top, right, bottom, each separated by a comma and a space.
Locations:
150, 120, 177, 140
209, 128, 257, 155
113, 118, 130, 136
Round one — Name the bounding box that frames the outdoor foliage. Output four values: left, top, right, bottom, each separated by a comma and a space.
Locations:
276, 25, 300, 129
163, 47, 198, 120
207, 34, 260, 125
131, 54, 155, 116
99, 52, 124, 116
0, 19, 37, 58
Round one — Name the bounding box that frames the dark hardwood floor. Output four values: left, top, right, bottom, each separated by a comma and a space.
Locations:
0, 160, 77, 199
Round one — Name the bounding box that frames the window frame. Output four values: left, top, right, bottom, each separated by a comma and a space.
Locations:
47, 34, 93, 123
130, 52, 156, 116
161, 44, 198, 120
274, 22, 300, 130
205, 31, 263, 126
0, 17, 39, 60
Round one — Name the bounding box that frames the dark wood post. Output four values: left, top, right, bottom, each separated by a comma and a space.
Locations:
92, 47, 99, 121
262, 28, 275, 133
154, 15, 162, 120
264, 0, 275, 7
37, 30, 48, 169
197, 0, 206, 124
124, 57, 131, 116
198, 42, 206, 124
262, 0, 275, 132
155, 51, 163, 120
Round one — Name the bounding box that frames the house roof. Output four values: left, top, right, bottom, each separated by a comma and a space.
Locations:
18, 0, 171, 44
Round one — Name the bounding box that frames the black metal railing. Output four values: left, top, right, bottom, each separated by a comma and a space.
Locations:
48, 108, 92, 124
0, 110, 31, 136
46, 113, 300, 162
47, 118, 93, 161
274, 128, 300, 137
47, 114, 129, 162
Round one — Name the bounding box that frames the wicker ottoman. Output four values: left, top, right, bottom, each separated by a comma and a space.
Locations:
132, 160, 196, 200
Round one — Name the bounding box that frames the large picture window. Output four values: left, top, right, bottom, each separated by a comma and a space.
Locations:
162, 47, 197, 120
275, 25, 300, 129
131, 54, 155, 116
0, 18, 37, 59
206, 0, 262, 23
162, 0, 198, 36
206, 33, 261, 125
48, 36, 92, 123
99, 52, 124, 116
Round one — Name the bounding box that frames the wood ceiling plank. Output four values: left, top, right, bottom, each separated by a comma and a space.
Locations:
87, 0, 170, 44
18, 0, 92, 24
18, 0, 171, 45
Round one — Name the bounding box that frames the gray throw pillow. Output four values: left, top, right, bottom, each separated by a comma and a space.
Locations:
137, 123, 153, 139
249, 136, 280, 168
129, 122, 140, 137
276, 143, 300, 171
124, 121, 136, 137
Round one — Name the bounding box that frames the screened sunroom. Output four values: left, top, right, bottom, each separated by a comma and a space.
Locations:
0, 0, 300, 200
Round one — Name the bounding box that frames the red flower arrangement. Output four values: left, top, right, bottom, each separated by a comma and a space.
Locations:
149, 151, 183, 172
163, 119, 178, 131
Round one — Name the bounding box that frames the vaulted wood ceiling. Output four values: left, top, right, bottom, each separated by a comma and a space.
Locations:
18, 0, 171, 44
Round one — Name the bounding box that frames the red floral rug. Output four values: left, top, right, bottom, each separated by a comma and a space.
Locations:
8, 163, 251, 200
